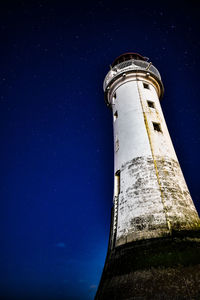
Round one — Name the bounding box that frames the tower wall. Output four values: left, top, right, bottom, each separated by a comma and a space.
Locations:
109, 72, 199, 247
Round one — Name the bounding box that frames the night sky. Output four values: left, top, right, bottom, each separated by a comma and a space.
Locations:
1, 1, 200, 299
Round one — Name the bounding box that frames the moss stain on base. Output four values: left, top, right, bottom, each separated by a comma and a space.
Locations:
95, 234, 200, 299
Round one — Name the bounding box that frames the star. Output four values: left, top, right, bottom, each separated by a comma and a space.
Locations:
170, 24, 176, 30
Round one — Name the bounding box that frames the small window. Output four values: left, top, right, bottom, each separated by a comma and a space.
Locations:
147, 101, 155, 108
114, 111, 118, 121
115, 139, 119, 152
113, 93, 116, 99
153, 122, 162, 132
114, 170, 120, 197
143, 83, 149, 89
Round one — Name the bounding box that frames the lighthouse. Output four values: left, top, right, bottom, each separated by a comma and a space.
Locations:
96, 53, 200, 299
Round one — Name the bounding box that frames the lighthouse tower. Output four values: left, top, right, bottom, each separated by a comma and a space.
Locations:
96, 53, 200, 299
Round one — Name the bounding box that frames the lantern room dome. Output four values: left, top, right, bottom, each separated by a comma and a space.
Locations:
111, 52, 147, 68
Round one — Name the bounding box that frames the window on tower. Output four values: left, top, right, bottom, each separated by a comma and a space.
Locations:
114, 111, 118, 121
115, 138, 119, 152
147, 101, 155, 108
153, 122, 162, 132
143, 83, 149, 89
114, 170, 120, 197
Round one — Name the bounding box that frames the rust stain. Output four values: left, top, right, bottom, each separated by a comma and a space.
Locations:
136, 77, 172, 233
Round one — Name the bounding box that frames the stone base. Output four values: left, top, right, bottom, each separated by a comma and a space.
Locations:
95, 232, 200, 299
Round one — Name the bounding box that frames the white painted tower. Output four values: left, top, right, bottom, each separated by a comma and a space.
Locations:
103, 53, 199, 249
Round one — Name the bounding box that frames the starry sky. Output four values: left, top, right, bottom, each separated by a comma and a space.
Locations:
1, 1, 200, 299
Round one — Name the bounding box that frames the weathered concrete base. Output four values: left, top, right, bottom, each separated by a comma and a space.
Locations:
95, 232, 200, 299
96, 265, 200, 300
115, 156, 200, 246
116, 227, 170, 246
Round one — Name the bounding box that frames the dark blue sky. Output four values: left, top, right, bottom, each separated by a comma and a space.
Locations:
1, 1, 200, 299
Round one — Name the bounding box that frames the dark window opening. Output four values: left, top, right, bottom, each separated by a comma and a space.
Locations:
113, 93, 116, 99
115, 170, 120, 197
115, 138, 119, 152
143, 83, 149, 89
153, 122, 162, 132
114, 111, 118, 121
147, 101, 155, 108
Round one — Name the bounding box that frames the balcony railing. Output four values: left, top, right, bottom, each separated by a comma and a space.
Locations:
103, 59, 161, 91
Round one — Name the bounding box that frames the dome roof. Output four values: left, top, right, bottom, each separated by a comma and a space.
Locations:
111, 52, 147, 68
